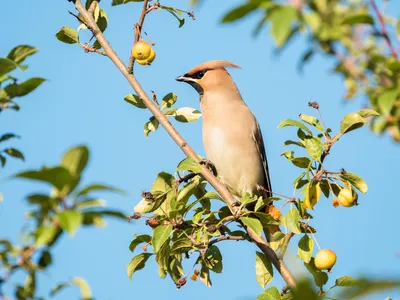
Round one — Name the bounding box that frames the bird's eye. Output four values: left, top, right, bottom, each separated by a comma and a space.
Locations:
195, 70, 205, 79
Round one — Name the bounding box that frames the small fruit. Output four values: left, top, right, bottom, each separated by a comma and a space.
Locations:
332, 198, 339, 208
314, 249, 337, 271
136, 58, 150, 65
131, 41, 152, 60
147, 48, 156, 64
338, 187, 358, 207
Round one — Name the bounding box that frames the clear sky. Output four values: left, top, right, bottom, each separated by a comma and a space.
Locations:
1, 0, 400, 299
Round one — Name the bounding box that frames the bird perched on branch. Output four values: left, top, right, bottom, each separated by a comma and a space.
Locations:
176, 60, 274, 213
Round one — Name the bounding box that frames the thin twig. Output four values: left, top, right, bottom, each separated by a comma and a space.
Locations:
71, 0, 297, 289
370, 0, 398, 59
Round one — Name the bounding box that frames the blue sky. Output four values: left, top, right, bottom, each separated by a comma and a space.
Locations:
1, 0, 400, 299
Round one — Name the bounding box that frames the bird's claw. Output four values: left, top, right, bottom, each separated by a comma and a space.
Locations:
200, 158, 217, 176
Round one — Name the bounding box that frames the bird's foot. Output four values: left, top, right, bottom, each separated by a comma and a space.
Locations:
200, 158, 217, 176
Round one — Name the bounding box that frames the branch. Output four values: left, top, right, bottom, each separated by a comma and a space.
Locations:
370, 0, 398, 59
192, 235, 247, 248
72, 0, 296, 289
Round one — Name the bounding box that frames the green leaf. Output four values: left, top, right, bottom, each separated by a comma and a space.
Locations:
342, 14, 374, 25
203, 246, 223, 273
299, 114, 324, 133
340, 113, 366, 134
171, 238, 193, 253
298, 235, 313, 263
174, 107, 201, 122
55, 26, 79, 44
4, 148, 24, 161
129, 234, 151, 252
96, 9, 108, 32
304, 182, 321, 210
257, 286, 282, 300
0, 58, 18, 77
304, 136, 322, 161
339, 172, 368, 194
57, 210, 83, 236
4, 77, 45, 98
35, 226, 58, 246
356, 109, 379, 118
0, 133, 19, 143
152, 225, 172, 252
7, 45, 38, 64
291, 157, 311, 168
61, 145, 89, 177
335, 276, 357, 287
255, 251, 273, 288
378, 89, 398, 116
127, 253, 153, 279
304, 258, 328, 287
124, 94, 147, 109
77, 183, 126, 197
160, 6, 185, 28
71, 277, 92, 300
38, 250, 52, 268
269, 6, 297, 48
270, 231, 285, 242
336, 278, 400, 299
144, 116, 159, 137
14, 166, 73, 190
240, 216, 263, 236
176, 157, 201, 173
221, 1, 261, 23
74, 199, 106, 210
278, 119, 312, 133
285, 208, 301, 234
161, 93, 177, 110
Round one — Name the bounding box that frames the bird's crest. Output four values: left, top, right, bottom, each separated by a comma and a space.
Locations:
186, 60, 241, 76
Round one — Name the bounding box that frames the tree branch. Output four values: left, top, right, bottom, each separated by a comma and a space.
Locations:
370, 0, 398, 59
72, 0, 296, 289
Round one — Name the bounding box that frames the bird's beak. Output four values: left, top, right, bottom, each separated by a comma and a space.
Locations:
176, 75, 188, 82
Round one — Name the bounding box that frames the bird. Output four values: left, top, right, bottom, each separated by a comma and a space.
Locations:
176, 60, 273, 206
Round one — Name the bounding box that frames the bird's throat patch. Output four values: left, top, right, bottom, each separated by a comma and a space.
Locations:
187, 81, 204, 96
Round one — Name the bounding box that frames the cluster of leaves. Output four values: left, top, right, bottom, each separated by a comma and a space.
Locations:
0, 146, 126, 299
222, 0, 400, 142
124, 92, 201, 137
0, 45, 45, 167
126, 104, 400, 299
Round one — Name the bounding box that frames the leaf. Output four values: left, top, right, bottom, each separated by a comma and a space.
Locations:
340, 113, 366, 134
77, 183, 126, 197
0, 133, 19, 143
304, 137, 322, 161
71, 277, 92, 300
342, 14, 374, 25
176, 157, 201, 173
57, 211, 83, 236
269, 6, 297, 48
35, 226, 58, 246
278, 119, 312, 133
0, 58, 18, 77
4, 77, 45, 98
336, 278, 400, 299
270, 231, 285, 242
304, 258, 328, 287
339, 172, 368, 194
304, 182, 321, 210
161, 93, 177, 110
129, 234, 151, 252
38, 250, 52, 268
74, 199, 106, 210
127, 253, 153, 279
378, 89, 398, 116
257, 286, 282, 300
96, 9, 108, 32
298, 235, 313, 263
160, 6, 185, 28
255, 251, 273, 288
144, 116, 159, 137
285, 208, 301, 234
124, 94, 147, 109
174, 107, 201, 123
55, 26, 79, 44
61, 145, 89, 177
221, 1, 261, 23
240, 217, 263, 236
152, 225, 172, 252
356, 109, 379, 118
291, 157, 311, 168
335, 276, 357, 287
4, 148, 24, 161
203, 246, 223, 273
14, 166, 73, 190
7, 45, 38, 64
200, 265, 212, 287
299, 114, 324, 133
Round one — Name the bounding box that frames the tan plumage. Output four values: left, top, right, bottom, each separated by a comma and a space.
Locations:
176, 60, 272, 201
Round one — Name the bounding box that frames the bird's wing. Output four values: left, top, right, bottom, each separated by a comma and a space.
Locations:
253, 121, 273, 198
